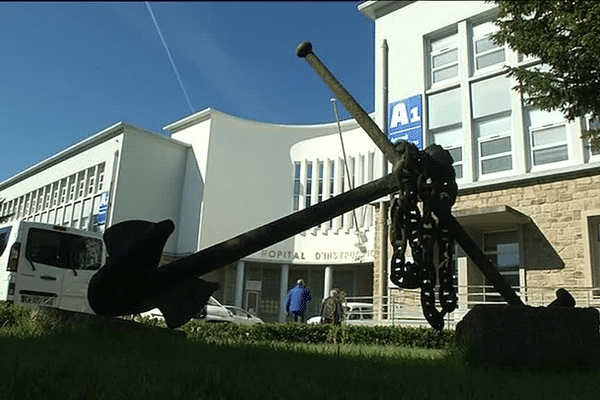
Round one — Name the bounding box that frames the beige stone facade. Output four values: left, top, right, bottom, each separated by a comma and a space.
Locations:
373, 168, 600, 318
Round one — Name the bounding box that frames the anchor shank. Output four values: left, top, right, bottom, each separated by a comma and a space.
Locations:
161, 173, 400, 282
298, 40, 523, 306
296, 41, 401, 167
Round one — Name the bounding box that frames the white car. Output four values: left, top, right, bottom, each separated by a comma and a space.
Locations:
224, 306, 264, 325
139, 296, 234, 323
307, 302, 374, 325
196, 296, 234, 323
343, 302, 374, 325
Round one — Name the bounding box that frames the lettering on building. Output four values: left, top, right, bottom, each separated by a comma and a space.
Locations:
260, 250, 306, 260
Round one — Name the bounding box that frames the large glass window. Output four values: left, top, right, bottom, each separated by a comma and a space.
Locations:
292, 162, 301, 211
328, 160, 335, 198
349, 156, 356, 189
433, 127, 463, 179
317, 161, 324, 203
305, 162, 313, 209
483, 230, 520, 302
26, 228, 102, 270
472, 21, 505, 72
428, 88, 463, 179
526, 108, 568, 166
472, 75, 514, 176
430, 33, 459, 85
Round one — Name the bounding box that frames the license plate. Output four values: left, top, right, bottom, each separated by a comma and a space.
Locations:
21, 294, 56, 306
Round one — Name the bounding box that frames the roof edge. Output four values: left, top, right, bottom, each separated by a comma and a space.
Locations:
163, 107, 373, 135
358, 1, 416, 21
1, 122, 144, 190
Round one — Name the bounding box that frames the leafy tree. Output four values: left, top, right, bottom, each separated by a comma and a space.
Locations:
490, 0, 600, 148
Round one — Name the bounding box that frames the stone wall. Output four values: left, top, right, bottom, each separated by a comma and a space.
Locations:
373, 170, 600, 310
373, 203, 385, 321
456, 172, 600, 304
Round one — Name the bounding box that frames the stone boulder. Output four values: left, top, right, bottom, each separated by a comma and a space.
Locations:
455, 304, 600, 368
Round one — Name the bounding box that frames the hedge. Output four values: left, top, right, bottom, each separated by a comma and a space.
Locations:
180, 321, 455, 349
0, 302, 455, 349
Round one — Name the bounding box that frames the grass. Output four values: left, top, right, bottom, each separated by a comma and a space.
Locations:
1, 305, 600, 399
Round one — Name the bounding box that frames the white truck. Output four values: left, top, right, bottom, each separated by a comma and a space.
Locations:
0, 220, 105, 314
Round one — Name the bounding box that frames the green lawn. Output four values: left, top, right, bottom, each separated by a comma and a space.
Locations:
1, 328, 600, 400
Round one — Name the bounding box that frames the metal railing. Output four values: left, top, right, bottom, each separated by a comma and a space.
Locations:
343, 285, 600, 329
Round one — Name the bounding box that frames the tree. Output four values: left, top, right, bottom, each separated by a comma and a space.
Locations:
490, 0, 600, 148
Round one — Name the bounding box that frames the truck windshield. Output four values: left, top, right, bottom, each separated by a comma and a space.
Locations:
0, 227, 11, 257
26, 228, 102, 270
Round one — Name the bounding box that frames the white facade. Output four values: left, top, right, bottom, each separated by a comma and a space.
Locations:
0, 108, 382, 322
0, 123, 190, 255
5, 1, 598, 326
360, 1, 600, 323
361, 0, 600, 185
165, 108, 380, 321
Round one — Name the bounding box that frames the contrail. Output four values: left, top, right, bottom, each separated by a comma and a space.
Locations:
145, 2, 194, 113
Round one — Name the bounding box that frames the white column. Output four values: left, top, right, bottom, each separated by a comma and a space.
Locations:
279, 264, 289, 323
323, 266, 333, 299
235, 261, 245, 307
458, 256, 468, 312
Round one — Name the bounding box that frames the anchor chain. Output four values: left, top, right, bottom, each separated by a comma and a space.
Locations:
390, 141, 458, 330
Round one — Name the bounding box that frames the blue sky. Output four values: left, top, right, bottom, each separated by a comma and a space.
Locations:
0, 2, 374, 183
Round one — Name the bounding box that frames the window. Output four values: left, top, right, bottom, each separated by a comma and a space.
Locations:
52, 183, 59, 206
26, 228, 102, 270
37, 190, 43, 212
471, 75, 514, 176
60, 179, 67, 204
31, 191, 37, 214
526, 108, 568, 167
429, 32, 459, 85
78, 181, 84, 198
340, 162, 345, 193
428, 88, 463, 179
433, 127, 464, 179
63, 204, 72, 225
349, 156, 356, 189
476, 114, 513, 174
69, 175, 76, 201
472, 21, 505, 72
44, 186, 51, 209
328, 160, 335, 198
329, 160, 335, 228
483, 230, 520, 302
292, 162, 301, 211
24, 194, 30, 216
587, 117, 600, 157
305, 162, 313, 208
88, 175, 95, 196
317, 161, 324, 203
97, 163, 105, 191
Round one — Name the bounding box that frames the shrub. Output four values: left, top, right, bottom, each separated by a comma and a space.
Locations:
0, 302, 455, 349
181, 321, 455, 349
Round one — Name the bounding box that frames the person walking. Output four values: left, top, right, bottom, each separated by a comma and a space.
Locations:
320, 289, 343, 325
285, 279, 312, 322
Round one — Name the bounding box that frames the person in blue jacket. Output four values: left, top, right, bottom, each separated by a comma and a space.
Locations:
285, 279, 312, 322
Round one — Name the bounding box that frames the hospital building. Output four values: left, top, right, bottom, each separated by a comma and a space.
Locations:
2, 1, 600, 324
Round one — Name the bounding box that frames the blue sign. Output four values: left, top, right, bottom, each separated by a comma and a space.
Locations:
388, 95, 423, 149
97, 191, 110, 225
